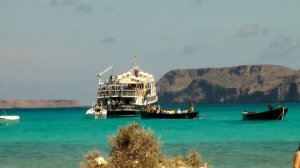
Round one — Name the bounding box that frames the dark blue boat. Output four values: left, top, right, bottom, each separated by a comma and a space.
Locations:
242, 106, 288, 121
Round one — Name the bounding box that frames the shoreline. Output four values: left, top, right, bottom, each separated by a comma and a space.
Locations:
0, 99, 85, 109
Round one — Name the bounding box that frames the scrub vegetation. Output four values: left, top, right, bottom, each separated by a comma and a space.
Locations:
80, 123, 209, 168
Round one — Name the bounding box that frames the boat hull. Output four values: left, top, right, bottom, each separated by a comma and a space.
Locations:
242, 107, 288, 121
107, 109, 140, 118
140, 111, 199, 119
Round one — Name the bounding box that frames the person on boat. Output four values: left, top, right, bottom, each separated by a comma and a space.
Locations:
115, 99, 120, 108
153, 105, 156, 112
112, 100, 115, 109
294, 144, 300, 168
268, 104, 273, 110
157, 105, 161, 113
95, 103, 101, 112
188, 101, 194, 113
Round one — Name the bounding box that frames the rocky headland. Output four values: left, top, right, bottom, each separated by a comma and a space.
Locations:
156, 65, 300, 104
0, 99, 81, 108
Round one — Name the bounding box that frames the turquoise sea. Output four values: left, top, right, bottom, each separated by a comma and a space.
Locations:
1, 103, 300, 168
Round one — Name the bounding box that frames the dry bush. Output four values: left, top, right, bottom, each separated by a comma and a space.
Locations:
159, 150, 207, 168
81, 123, 209, 168
186, 149, 203, 167
80, 150, 107, 168
108, 123, 161, 168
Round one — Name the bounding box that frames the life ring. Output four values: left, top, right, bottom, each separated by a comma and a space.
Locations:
268, 105, 273, 110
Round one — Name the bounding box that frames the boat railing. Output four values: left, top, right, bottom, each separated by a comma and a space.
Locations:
108, 104, 136, 110
98, 89, 137, 97
137, 90, 144, 96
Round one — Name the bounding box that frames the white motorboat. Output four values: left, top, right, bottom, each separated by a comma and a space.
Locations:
0, 115, 20, 125
86, 105, 107, 119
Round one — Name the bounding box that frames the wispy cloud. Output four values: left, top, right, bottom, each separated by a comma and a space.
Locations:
77, 4, 93, 14
49, 0, 59, 6
49, 0, 93, 14
238, 24, 269, 37
183, 45, 206, 55
63, 0, 77, 6
262, 36, 300, 59
102, 37, 116, 44
195, 0, 203, 4
269, 36, 293, 48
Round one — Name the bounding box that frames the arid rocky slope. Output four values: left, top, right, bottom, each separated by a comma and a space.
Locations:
156, 65, 300, 104
0, 99, 81, 108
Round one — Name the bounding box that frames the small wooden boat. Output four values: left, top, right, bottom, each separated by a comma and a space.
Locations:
140, 111, 199, 119
242, 105, 288, 121
141, 101, 198, 119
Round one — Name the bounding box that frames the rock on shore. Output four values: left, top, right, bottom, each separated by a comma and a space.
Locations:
156, 65, 300, 104
0, 99, 81, 108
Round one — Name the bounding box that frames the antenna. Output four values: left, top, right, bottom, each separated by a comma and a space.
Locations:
134, 55, 137, 69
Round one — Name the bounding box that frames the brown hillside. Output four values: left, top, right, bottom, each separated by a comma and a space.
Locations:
156, 65, 300, 103
0, 99, 81, 108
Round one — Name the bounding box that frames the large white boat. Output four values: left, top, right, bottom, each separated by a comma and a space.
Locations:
88, 57, 158, 117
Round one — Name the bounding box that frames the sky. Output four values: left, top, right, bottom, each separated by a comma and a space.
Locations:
1, 0, 300, 104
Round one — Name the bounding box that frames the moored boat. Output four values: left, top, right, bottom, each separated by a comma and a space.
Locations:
91, 56, 158, 117
140, 102, 199, 119
242, 105, 288, 121
140, 110, 199, 119
86, 105, 107, 119
0, 115, 20, 125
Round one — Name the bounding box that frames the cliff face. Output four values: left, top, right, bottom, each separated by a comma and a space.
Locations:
156, 65, 300, 104
0, 99, 81, 108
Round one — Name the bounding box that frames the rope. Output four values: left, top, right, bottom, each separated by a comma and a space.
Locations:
277, 107, 285, 120
281, 107, 284, 120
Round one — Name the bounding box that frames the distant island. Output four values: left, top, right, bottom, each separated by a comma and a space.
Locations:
0, 99, 82, 109
156, 65, 300, 104
2, 65, 300, 107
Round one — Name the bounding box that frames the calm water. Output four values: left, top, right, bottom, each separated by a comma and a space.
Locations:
1, 104, 300, 168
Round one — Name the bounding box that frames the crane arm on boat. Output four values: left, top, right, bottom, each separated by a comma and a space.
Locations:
96, 66, 113, 78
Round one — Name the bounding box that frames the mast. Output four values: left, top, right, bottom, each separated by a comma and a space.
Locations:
134, 55, 137, 68
134, 56, 139, 77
